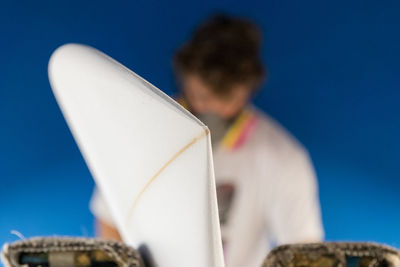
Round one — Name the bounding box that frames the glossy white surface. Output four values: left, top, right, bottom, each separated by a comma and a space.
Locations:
48, 44, 224, 267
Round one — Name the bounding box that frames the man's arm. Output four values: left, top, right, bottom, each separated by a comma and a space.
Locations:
268, 150, 324, 244
90, 188, 122, 241
96, 219, 122, 241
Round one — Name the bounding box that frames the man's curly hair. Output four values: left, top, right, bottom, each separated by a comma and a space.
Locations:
173, 13, 266, 97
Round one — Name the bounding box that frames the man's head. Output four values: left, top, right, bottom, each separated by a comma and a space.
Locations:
173, 14, 266, 119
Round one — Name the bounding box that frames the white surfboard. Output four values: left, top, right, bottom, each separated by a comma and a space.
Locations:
48, 44, 224, 267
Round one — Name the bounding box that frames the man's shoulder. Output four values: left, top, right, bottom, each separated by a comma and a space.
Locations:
249, 107, 316, 185
249, 106, 306, 157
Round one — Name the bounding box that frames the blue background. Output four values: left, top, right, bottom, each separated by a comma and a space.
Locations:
1, 0, 400, 252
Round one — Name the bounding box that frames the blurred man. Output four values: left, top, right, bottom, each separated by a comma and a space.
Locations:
90, 14, 324, 267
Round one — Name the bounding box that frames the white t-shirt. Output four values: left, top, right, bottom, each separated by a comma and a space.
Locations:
90, 106, 324, 267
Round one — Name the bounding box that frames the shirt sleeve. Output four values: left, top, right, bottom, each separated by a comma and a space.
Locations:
268, 149, 324, 245
89, 187, 116, 227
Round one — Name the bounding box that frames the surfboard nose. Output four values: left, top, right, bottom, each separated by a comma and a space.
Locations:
48, 44, 225, 267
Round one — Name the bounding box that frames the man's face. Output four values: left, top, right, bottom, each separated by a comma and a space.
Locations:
181, 75, 251, 119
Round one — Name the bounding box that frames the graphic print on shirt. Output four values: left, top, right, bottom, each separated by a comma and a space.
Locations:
216, 181, 236, 251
